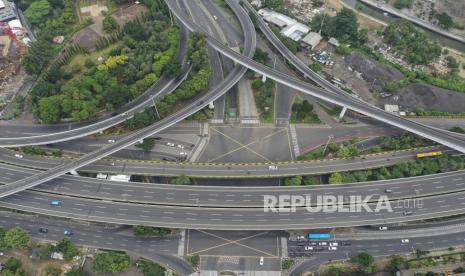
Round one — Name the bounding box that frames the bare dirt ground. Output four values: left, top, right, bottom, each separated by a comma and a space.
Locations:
0, 249, 72, 276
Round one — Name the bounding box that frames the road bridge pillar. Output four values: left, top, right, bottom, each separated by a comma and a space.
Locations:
69, 170, 79, 176
261, 74, 267, 83
338, 106, 348, 121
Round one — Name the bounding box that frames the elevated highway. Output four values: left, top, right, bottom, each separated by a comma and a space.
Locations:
0, 146, 452, 178
166, 0, 465, 154
1, 188, 465, 230
0, 0, 256, 198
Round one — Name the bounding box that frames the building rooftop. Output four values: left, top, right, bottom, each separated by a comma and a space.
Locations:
0, 0, 17, 22
301, 32, 322, 49
258, 8, 310, 41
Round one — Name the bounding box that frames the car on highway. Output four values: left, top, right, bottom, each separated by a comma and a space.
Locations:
304, 246, 313, 251
120, 112, 128, 117
318, 242, 327, 246
379, 226, 388, 230
330, 242, 338, 246
154, 137, 162, 140
268, 165, 278, 171
403, 211, 413, 216
38, 228, 48, 233
64, 230, 73, 236
213, 15, 218, 20
108, 139, 115, 143
259, 257, 264, 266
50, 200, 61, 207
401, 239, 410, 244
180, 152, 187, 156
167, 142, 175, 147
14, 153, 23, 159
385, 188, 392, 193
328, 246, 337, 251
177, 144, 185, 149
341, 241, 351, 246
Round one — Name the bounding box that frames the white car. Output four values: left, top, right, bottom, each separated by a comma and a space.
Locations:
259, 257, 264, 266
328, 246, 337, 251
180, 152, 187, 156
268, 165, 278, 171
14, 153, 23, 159
213, 15, 218, 20
401, 239, 410, 244
379, 226, 388, 230
167, 142, 175, 147
108, 139, 115, 143
330, 242, 338, 246
120, 112, 128, 117
177, 144, 185, 149
318, 242, 327, 246
304, 246, 313, 251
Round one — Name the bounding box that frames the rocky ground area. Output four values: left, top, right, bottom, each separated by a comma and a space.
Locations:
380, 83, 465, 113
344, 52, 404, 93
340, 52, 465, 113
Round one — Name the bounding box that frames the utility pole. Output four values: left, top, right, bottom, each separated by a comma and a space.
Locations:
322, 135, 334, 155
318, 0, 329, 35
151, 96, 161, 119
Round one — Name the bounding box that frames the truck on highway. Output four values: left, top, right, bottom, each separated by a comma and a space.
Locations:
308, 233, 331, 239
416, 151, 442, 158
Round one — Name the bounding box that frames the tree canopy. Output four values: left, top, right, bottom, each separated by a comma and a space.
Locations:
92, 251, 130, 274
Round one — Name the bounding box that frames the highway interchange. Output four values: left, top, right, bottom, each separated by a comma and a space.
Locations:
2, 0, 465, 274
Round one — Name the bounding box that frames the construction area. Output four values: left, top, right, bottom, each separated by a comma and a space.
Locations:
0, 0, 31, 116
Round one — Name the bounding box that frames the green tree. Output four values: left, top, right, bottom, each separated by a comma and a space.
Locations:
137, 259, 166, 276
24, 0, 51, 26
4, 227, 29, 249
386, 255, 406, 272
393, 0, 414, 9
135, 138, 155, 152
309, 63, 323, 72
56, 238, 79, 261
44, 266, 62, 276
65, 268, 88, 276
186, 255, 200, 268
284, 176, 303, 186
163, 62, 182, 77
172, 174, 192, 185
92, 251, 130, 274
103, 15, 119, 33
350, 252, 377, 274
36, 96, 62, 123
133, 226, 171, 236
329, 172, 343, 184
434, 11, 453, 30
450, 126, 465, 134
303, 176, 319, 185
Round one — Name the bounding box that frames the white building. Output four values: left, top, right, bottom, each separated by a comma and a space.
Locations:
258, 8, 310, 41
301, 32, 322, 49
384, 104, 400, 115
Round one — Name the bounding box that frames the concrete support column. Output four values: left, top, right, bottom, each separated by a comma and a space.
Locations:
338, 106, 348, 120
261, 74, 267, 83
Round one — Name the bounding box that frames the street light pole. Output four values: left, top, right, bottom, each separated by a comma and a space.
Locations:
152, 96, 160, 119
322, 135, 334, 155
